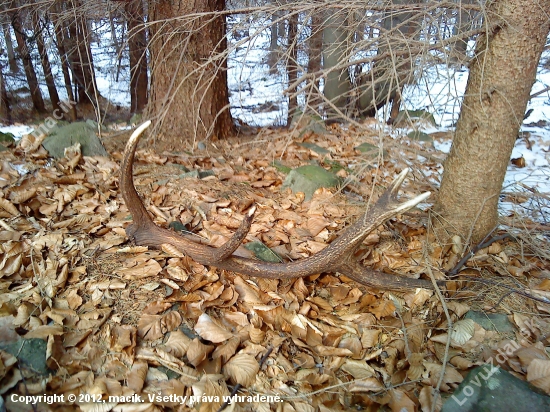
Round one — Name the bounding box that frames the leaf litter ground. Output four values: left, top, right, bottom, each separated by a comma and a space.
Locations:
0, 120, 549, 412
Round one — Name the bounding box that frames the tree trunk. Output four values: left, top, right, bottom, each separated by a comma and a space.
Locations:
66, 0, 99, 106
126, 0, 148, 114
33, 13, 62, 114
147, 0, 234, 149
306, 11, 323, 112
432, 0, 550, 244
11, 10, 46, 113
52, 5, 77, 121
322, 11, 351, 121
358, 0, 419, 117
286, 13, 298, 125
0, 63, 11, 124
266, 11, 281, 74
2, 23, 19, 73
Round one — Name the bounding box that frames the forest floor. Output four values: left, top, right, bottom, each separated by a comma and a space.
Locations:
0, 117, 550, 411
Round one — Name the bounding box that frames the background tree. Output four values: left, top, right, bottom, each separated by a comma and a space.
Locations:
51, 0, 77, 120
356, 0, 421, 118
64, 0, 99, 107
146, 0, 234, 149
33, 8, 62, 114
125, 0, 148, 114
10, 5, 46, 113
432, 0, 550, 243
322, 10, 352, 120
286, 12, 299, 124
1, 16, 19, 74
0, 59, 11, 124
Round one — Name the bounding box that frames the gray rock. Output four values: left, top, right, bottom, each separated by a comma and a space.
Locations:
0, 338, 49, 376
244, 241, 282, 263
464, 311, 515, 333
442, 365, 550, 412
282, 165, 341, 200
42, 122, 108, 158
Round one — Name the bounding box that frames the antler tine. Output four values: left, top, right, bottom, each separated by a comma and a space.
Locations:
120, 122, 256, 263
120, 120, 154, 236
120, 122, 439, 291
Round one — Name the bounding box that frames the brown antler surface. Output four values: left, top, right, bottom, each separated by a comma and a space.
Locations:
121, 121, 438, 291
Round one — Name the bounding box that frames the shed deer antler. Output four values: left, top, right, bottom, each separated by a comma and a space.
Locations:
121, 121, 437, 291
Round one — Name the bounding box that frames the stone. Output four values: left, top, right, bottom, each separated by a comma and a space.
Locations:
464, 311, 515, 333
42, 122, 108, 158
282, 165, 341, 200
442, 365, 550, 412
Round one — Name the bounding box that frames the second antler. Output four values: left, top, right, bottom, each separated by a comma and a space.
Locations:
120, 121, 438, 291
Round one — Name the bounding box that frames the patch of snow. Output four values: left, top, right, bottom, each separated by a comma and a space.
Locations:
433, 140, 452, 154
0, 124, 34, 139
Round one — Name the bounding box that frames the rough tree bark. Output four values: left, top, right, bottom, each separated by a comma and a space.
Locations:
0, 63, 11, 124
266, 11, 280, 74
286, 13, 298, 125
433, 0, 550, 244
357, 0, 420, 118
147, 0, 234, 149
1, 23, 19, 73
33, 12, 62, 114
126, 0, 148, 114
305, 11, 323, 111
65, 0, 99, 106
11, 8, 46, 113
322, 10, 352, 120
52, 1, 77, 120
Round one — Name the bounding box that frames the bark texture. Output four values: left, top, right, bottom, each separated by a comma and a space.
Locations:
322, 11, 351, 119
11, 10, 46, 113
2, 23, 19, 73
357, 0, 420, 117
126, 0, 148, 113
147, 0, 234, 149
0, 65, 11, 124
52, 2, 77, 120
34, 14, 62, 114
433, 0, 550, 243
286, 13, 298, 125
65, 0, 99, 106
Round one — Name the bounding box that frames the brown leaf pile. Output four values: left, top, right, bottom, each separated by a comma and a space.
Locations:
0, 123, 549, 411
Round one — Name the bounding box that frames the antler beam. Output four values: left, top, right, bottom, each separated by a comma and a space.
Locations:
120, 121, 438, 291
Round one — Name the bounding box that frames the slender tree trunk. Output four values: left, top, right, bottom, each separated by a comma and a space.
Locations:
0, 64, 11, 124
322, 10, 351, 121
358, 0, 420, 117
126, 0, 148, 114
286, 13, 298, 125
267, 11, 280, 74
66, 0, 98, 106
433, 0, 550, 244
11, 10, 46, 113
52, 5, 77, 120
33, 14, 62, 114
306, 11, 323, 112
147, 0, 234, 149
2, 23, 19, 73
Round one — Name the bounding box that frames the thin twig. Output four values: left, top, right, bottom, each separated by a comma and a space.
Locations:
471, 278, 550, 306
396, 310, 412, 359
426, 266, 451, 412
446, 232, 514, 277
